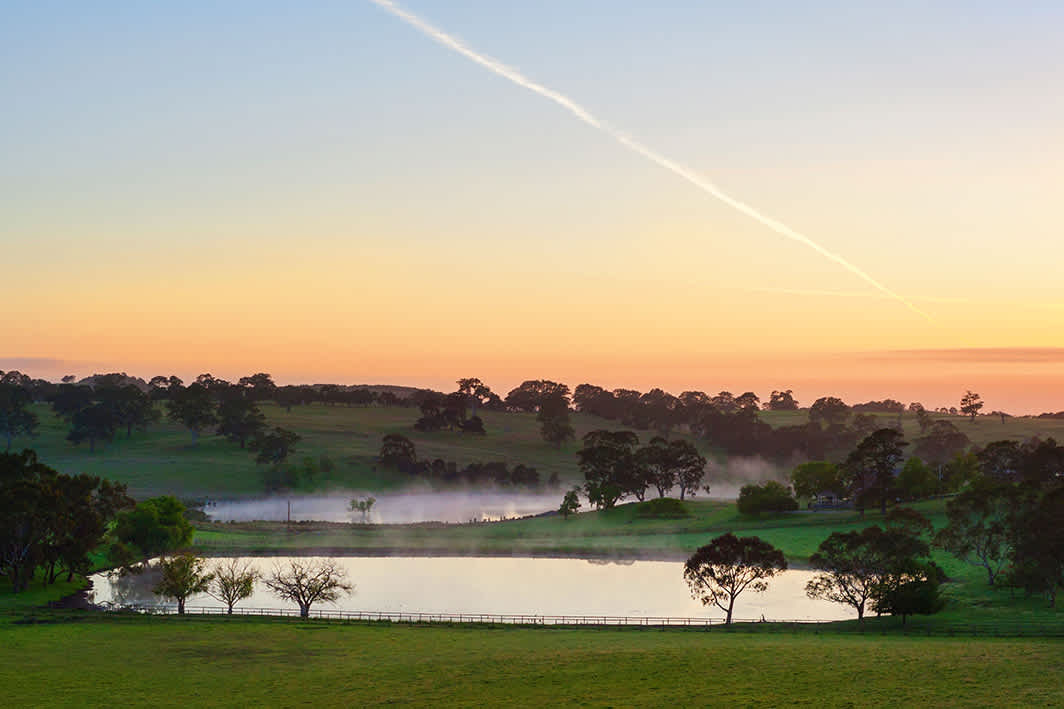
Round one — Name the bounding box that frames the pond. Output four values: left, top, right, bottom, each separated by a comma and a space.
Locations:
89, 556, 854, 622
204, 492, 563, 524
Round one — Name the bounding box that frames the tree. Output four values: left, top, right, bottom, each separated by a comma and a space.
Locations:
537, 393, 575, 448
765, 390, 799, 411
790, 461, 844, 500
250, 427, 301, 465
559, 488, 582, 519
208, 558, 259, 614
349, 496, 376, 523
845, 428, 907, 515
66, 402, 117, 453
737, 481, 799, 517
166, 383, 218, 443
934, 481, 1014, 586
504, 380, 570, 413
0, 384, 38, 451
667, 440, 708, 501
895, 457, 939, 500
98, 385, 158, 438
577, 430, 639, 509
110, 496, 194, 562
264, 558, 353, 618
809, 397, 850, 428
977, 440, 1020, 482
913, 420, 969, 474
456, 378, 495, 417
683, 534, 787, 624
960, 390, 984, 422
637, 437, 675, 498
806, 525, 934, 623
238, 372, 276, 401
378, 434, 416, 468
1006, 486, 1064, 607
216, 398, 267, 448
153, 553, 213, 614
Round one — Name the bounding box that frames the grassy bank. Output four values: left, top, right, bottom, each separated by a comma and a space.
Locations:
1, 615, 1060, 707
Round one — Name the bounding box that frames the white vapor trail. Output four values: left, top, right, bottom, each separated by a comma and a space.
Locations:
368, 0, 931, 320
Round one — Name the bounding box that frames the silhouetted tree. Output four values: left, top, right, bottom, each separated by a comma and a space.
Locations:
765, 389, 799, 411
845, 428, 906, 515
537, 393, 574, 448
66, 402, 117, 453
684, 534, 787, 624
378, 434, 416, 468
809, 397, 850, 428
934, 481, 1015, 586
578, 430, 639, 509
559, 488, 581, 519
960, 390, 984, 422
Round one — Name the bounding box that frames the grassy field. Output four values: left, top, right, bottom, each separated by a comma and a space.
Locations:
1, 615, 1061, 707
12, 402, 1064, 499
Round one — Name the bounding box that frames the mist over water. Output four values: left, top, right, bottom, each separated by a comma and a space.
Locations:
206, 490, 566, 524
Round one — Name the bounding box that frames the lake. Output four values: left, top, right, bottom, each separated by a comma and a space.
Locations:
89, 556, 854, 622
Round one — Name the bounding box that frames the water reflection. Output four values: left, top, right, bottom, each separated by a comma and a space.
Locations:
89, 556, 854, 621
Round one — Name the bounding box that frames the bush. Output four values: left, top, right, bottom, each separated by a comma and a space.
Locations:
635, 497, 691, 519
737, 481, 799, 517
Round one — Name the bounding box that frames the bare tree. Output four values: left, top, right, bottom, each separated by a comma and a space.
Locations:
264, 558, 353, 618
208, 558, 259, 614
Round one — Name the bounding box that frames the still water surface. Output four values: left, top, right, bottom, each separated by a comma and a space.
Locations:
89, 556, 854, 621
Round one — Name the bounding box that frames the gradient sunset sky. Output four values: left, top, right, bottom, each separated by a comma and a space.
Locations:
3, 1, 1063, 412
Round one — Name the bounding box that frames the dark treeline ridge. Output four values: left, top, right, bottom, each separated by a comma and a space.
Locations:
377, 433, 554, 489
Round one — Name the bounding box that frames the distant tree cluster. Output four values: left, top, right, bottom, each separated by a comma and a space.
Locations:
377, 434, 555, 489
577, 431, 707, 509
0, 449, 132, 592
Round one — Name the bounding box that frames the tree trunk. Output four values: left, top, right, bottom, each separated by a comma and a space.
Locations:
227, 604, 234, 615
300, 603, 310, 619
856, 604, 864, 624
178, 598, 186, 615
726, 597, 734, 625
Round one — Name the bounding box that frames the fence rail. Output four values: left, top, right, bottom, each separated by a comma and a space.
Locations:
96, 604, 1064, 636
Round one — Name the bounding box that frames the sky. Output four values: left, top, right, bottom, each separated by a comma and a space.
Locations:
3, 1, 1063, 413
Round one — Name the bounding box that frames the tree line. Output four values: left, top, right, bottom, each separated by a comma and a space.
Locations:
377, 434, 555, 488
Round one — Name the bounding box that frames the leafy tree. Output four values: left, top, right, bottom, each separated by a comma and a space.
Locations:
734, 392, 761, 411
166, 383, 218, 443
577, 430, 639, 509
934, 481, 1014, 586
456, 377, 496, 417
238, 372, 276, 401
977, 440, 1020, 482
0, 384, 38, 451
349, 496, 376, 523
250, 427, 301, 465
845, 428, 906, 515
737, 481, 799, 517
504, 380, 570, 413
460, 415, 486, 435
216, 398, 267, 448
896, 457, 939, 500
264, 558, 353, 618
1006, 486, 1064, 607
913, 420, 969, 474
637, 437, 675, 498
379, 434, 416, 468
110, 496, 194, 562
790, 461, 844, 500
1017, 437, 1064, 487
960, 390, 984, 422
809, 397, 850, 428
153, 553, 213, 614
98, 385, 158, 438
683, 534, 787, 624
667, 439, 708, 501
66, 402, 117, 452
806, 525, 934, 623
765, 389, 799, 411
559, 488, 582, 519
537, 393, 574, 448
208, 558, 259, 614
48, 383, 93, 420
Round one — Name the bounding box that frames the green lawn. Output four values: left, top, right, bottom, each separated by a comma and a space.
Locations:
1, 616, 1061, 707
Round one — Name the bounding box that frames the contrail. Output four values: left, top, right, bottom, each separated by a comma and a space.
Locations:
368, 0, 931, 320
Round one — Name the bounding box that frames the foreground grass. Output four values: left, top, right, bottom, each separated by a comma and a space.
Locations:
1, 615, 1061, 707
